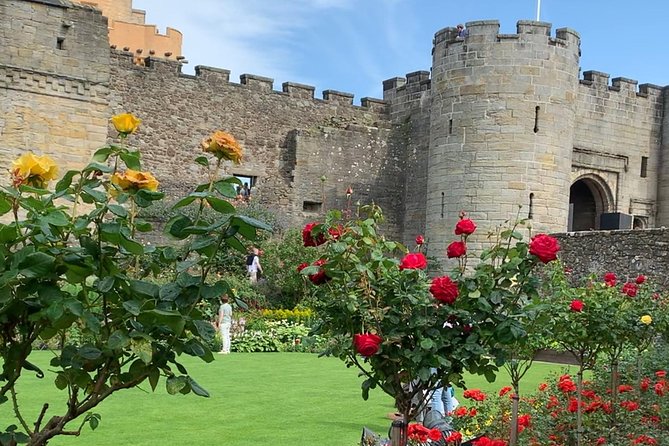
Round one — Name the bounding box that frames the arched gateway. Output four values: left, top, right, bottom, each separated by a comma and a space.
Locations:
568, 176, 614, 231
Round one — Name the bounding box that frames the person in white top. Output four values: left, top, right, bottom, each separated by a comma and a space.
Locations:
246, 247, 263, 283
217, 294, 233, 354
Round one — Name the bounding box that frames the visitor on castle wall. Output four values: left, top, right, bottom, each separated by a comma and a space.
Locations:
456, 24, 468, 38
246, 246, 263, 283
217, 294, 233, 354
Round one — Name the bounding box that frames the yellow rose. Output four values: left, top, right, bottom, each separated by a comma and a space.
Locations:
111, 113, 142, 135
111, 169, 159, 192
640, 315, 652, 325
11, 152, 58, 188
201, 130, 243, 164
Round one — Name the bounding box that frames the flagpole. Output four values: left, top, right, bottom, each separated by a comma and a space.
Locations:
536, 0, 541, 21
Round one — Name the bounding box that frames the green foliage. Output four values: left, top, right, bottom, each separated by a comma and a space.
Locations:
0, 127, 269, 444
252, 228, 320, 309
230, 320, 324, 353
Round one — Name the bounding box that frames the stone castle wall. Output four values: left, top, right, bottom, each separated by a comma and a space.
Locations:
554, 229, 669, 287
107, 51, 401, 234
573, 73, 664, 226
0, 0, 111, 182
426, 21, 580, 263
3, 0, 669, 264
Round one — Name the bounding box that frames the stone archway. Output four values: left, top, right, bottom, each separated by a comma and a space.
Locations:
568, 175, 614, 231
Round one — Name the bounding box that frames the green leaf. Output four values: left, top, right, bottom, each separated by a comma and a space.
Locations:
165, 215, 193, 240
213, 181, 237, 198
134, 220, 153, 232
0, 196, 12, 216
64, 299, 84, 317
420, 338, 434, 350
120, 151, 141, 170
92, 146, 114, 162
123, 300, 143, 316
97, 276, 115, 293
224, 236, 246, 254
232, 214, 273, 232
159, 282, 181, 301
19, 252, 55, 278
468, 289, 481, 299
188, 376, 210, 397
108, 330, 130, 350
206, 196, 235, 214
193, 320, 216, 341
55, 170, 79, 193
78, 345, 102, 360
107, 204, 128, 217
88, 413, 100, 431
194, 156, 209, 167
81, 185, 108, 203
42, 211, 70, 227
129, 280, 159, 298
136, 189, 164, 202
119, 233, 144, 255
166, 375, 187, 395
131, 339, 153, 364
83, 162, 114, 174
148, 367, 160, 391
172, 195, 197, 210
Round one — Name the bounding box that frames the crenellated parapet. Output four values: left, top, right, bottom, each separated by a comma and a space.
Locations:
579, 70, 663, 100
109, 49, 386, 111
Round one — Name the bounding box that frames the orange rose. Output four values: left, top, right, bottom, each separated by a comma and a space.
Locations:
201, 131, 243, 164
111, 169, 159, 192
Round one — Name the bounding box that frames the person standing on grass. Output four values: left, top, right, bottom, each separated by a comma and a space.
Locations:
218, 294, 233, 354
246, 246, 263, 283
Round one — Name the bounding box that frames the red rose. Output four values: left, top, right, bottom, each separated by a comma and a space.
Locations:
499, 386, 512, 397
308, 258, 330, 285
570, 299, 584, 312
430, 276, 459, 304
446, 240, 467, 258
399, 252, 427, 270
328, 225, 344, 239
296, 262, 309, 272
463, 389, 486, 401
529, 233, 560, 263
415, 235, 425, 245
622, 282, 638, 297
454, 218, 476, 236
656, 370, 667, 378
636, 274, 646, 284
353, 333, 382, 357
428, 428, 442, 441
603, 272, 617, 286
302, 222, 325, 247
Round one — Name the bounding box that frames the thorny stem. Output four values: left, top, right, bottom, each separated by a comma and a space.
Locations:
11, 386, 32, 436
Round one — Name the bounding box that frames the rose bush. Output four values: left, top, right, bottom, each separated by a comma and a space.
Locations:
0, 114, 270, 445
303, 205, 559, 444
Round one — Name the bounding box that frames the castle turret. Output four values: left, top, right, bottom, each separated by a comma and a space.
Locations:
426, 20, 581, 259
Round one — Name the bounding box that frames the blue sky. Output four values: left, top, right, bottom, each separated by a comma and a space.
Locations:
133, 0, 669, 102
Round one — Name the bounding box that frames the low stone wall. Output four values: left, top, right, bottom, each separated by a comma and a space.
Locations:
553, 228, 669, 287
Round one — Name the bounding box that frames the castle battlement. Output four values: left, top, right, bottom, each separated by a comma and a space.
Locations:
434, 20, 580, 49
110, 50, 386, 111
579, 70, 663, 99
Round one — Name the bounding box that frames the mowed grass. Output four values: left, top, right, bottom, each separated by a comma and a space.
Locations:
9, 352, 575, 446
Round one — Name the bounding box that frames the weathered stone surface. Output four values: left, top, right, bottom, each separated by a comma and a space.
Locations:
3, 3, 669, 270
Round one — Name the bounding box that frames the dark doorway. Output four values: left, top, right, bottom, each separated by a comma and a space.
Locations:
569, 180, 597, 231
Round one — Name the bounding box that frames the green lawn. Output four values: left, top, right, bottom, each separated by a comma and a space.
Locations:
10, 352, 576, 446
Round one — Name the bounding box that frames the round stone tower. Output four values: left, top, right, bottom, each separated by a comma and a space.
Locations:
426, 20, 581, 261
